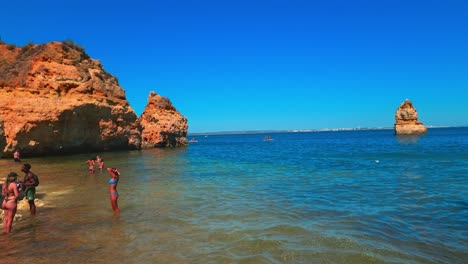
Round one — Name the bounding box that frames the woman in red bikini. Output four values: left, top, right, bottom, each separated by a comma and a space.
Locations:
2, 172, 19, 233
86, 158, 95, 174
107, 167, 120, 213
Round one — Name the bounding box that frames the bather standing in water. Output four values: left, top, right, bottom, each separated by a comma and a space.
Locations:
2, 172, 19, 233
13, 150, 21, 163
86, 158, 95, 174
21, 163, 37, 215
97, 157, 104, 173
107, 167, 120, 214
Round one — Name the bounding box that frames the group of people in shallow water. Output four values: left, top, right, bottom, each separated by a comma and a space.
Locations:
2, 163, 38, 233
85, 156, 120, 213
86, 155, 105, 173
1, 153, 121, 234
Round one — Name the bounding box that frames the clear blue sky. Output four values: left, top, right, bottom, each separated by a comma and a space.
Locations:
1, 0, 467, 133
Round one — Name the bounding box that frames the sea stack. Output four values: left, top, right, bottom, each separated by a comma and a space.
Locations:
140, 91, 188, 148
394, 99, 427, 135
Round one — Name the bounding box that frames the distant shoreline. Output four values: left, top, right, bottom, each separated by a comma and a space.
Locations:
188, 126, 467, 136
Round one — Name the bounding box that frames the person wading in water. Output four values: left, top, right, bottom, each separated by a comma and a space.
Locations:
107, 167, 121, 214
2, 172, 20, 233
21, 163, 38, 215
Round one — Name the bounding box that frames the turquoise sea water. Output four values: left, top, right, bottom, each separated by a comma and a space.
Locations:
0, 127, 466, 263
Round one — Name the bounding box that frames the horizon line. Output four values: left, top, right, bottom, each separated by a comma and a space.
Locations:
188, 125, 467, 136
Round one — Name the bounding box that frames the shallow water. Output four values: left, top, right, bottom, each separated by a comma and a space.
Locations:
0, 128, 466, 263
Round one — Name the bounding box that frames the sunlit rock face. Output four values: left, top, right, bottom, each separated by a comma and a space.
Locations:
394, 99, 427, 135
0, 41, 141, 156
140, 91, 188, 148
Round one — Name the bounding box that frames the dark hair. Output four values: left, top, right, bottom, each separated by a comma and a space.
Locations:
23, 163, 32, 170
3, 172, 18, 196
6, 172, 18, 183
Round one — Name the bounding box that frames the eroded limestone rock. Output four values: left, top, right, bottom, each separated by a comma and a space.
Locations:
140, 91, 188, 148
394, 99, 427, 135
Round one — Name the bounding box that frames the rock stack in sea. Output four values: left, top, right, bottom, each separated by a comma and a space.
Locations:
0, 40, 188, 157
140, 91, 188, 148
394, 99, 427, 135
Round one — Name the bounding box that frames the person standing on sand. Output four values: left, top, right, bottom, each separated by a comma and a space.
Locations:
13, 150, 21, 163
21, 163, 37, 215
107, 167, 120, 214
2, 172, 19, 233
86, 158, 95, 174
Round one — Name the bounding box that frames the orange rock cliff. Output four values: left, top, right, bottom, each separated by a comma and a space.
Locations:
140, 92, 188, 148
394, 99, 427, 135
0, 41, 188, 157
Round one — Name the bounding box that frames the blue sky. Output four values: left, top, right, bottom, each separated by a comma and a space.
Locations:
1, 0, 467, 133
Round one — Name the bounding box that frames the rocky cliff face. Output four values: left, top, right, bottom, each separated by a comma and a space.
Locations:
394, 99, 427, 135
0, 41, 141, 156
140, 92, 188, 148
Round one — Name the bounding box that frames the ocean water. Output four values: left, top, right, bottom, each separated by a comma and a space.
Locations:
0, 128, 466, 264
